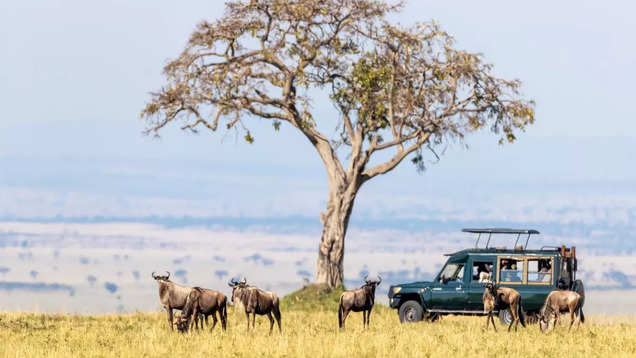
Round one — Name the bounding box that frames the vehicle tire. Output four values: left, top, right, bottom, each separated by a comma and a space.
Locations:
398, 300, 424, 323
573, 279, 585, 307
499, 307, 527, 326
499, 308, 513, 326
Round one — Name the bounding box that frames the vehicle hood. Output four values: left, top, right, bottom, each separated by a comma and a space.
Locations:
393, 281, 434, 289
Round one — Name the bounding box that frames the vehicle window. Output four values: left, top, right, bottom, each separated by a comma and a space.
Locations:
471, 261, 494, 282
499, 258, 522, 282
438, 263, 465, 282
528, 258, 552, 283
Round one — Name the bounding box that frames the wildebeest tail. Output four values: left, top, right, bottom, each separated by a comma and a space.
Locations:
274, 295, 281, 315
220, 296, 228, 330
517, 297, 526, 327
338, 295, 344, 328
576, 297, 585, 323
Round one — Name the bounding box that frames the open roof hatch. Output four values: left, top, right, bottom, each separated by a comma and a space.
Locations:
462, 228, 540, 250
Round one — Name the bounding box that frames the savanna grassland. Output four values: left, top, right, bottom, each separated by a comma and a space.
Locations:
1, 306, 635, 358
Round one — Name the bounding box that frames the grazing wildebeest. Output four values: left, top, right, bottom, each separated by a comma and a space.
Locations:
539, 289, 584, 332
338, 275, 381, 329
175, 313, 189, 333
482, 282, 526, 332
179, 287, 228, 332
228, 277, 281, 334
152, 271, 196, 331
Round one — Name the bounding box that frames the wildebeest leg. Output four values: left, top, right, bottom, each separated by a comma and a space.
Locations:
166, 307, 174, 331
568, 307, 575, 332
267, 312, 274, 335
210, 311, 218, 332
245, 311, 250, 331
511, 304, 519, 332
367, 306, 373, 327
485, 312, 490, 330
490, 313, 497, 332
341, 309, 350, 329
190, 306, 199, 331
553, 309, 559, 329
252, 312, 256, 331
507, 308, 514, 332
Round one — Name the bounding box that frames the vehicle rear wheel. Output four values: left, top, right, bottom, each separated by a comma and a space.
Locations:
499, 309, 513, 325
398, 300, 423, 323
499, 307, 526, 326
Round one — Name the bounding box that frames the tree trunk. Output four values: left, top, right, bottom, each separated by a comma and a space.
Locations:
315, 178, 359, 288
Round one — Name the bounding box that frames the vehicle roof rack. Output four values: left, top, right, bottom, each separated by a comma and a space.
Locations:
462, 228, 540, 249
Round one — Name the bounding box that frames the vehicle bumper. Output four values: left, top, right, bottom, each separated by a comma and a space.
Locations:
389, 297, 401, 309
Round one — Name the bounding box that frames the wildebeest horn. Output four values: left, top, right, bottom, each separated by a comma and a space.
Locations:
165, 271, 170, 279
151, 271, 157, 279
228, 278, 237, 287
240, 277, 247, 284
377, 274, 382, 285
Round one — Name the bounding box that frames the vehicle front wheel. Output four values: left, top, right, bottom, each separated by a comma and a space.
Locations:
398, 300, 424, 323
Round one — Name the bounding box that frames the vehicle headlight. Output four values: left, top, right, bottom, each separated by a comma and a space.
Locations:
392, 286, 402, 294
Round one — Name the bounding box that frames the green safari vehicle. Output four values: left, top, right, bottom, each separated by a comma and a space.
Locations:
388, 228, 585, 324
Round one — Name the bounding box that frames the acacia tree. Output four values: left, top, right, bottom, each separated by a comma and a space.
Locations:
142, 0, 534, 288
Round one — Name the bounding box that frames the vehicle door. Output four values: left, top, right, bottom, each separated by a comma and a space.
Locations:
430, 262, 467, 310
496, 255, 537, 313
518, 256, 556, 312
467, 257, 497, 310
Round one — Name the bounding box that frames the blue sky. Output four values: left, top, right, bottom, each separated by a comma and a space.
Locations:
1, 0, 635, 222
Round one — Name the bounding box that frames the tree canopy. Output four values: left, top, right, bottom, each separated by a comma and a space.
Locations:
142, 0, 535, 288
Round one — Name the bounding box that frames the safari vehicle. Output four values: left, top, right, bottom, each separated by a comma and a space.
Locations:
388, 228, 584, 324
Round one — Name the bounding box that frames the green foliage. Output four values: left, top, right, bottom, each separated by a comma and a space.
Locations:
280, 284, 345, 312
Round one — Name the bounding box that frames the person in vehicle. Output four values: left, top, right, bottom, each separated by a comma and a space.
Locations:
479, 271, 491, 282
476, 263, 492, 282
539, 261, 552, 282
501, 259, 521, 281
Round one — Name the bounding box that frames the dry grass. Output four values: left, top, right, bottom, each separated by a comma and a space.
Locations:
0, 307, 635, 357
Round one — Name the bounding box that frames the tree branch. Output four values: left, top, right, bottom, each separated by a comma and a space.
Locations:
361, 132, 431, 181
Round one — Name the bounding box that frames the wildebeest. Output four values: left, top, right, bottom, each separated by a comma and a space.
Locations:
482, 282, 526, 332
539, 289, 584, 332
338, 275, 381, 329
228, 277, 282, 334
152, 271, 196, 331
178, 286, 228, 332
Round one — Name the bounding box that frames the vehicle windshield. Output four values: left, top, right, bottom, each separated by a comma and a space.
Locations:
438, 263, 464, 282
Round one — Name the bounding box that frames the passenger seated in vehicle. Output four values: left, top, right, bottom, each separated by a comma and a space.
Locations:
539, 262, 551, 282
476, 263, 492, 282
501, 260, 521, 281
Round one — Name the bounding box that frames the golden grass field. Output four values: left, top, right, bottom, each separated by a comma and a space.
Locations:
1, 306, 635, 358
